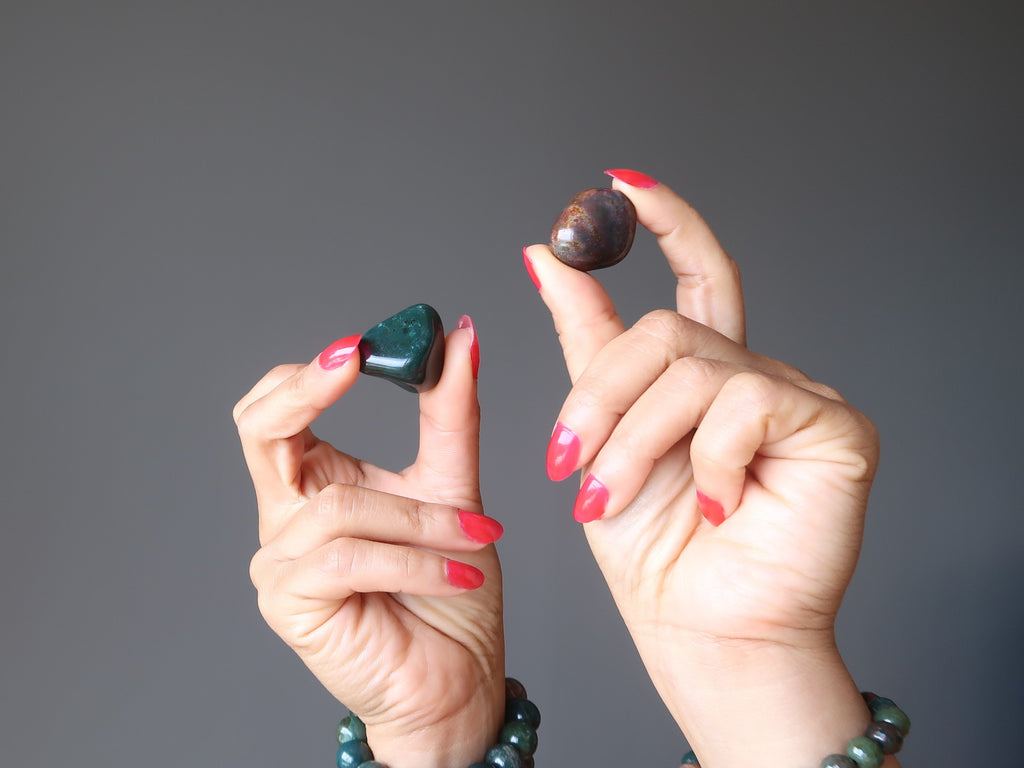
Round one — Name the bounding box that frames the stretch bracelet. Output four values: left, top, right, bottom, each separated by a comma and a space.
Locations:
680, 692, 910, 768
336, 677, 541, 768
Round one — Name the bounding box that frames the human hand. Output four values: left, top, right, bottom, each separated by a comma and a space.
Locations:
526, 171, 891, 766
233, 318, 504, 768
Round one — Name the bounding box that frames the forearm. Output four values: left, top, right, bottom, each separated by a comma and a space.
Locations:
642, 631, 901, 768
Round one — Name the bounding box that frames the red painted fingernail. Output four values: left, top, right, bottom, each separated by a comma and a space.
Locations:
458, 510, 503, 544
546, 422, 581, 481
523, 247, 541, 290
445, 559, 485, 589
318, 334, 362, 370
456, 315, 480, 380
604, 168, 659, 189
696, 490, 725, 527
574, 474, 608, 523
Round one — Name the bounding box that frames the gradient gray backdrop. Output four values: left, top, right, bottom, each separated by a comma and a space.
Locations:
2, 2, 1021, 765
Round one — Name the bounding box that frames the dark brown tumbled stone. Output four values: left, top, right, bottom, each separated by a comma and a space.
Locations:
549, 188, 636, 271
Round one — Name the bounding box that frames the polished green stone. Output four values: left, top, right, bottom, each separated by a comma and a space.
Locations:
820, 756, 857, 768
336, 739, 374, 768
358, 303, 445, 393
505, 698, 541, 729
499, 722, 538, 757
484, 744, 522, 768
873, 705, 911, 737
846, 736, 884, 768
336, 714, 366, 744
681, 748, 700, 766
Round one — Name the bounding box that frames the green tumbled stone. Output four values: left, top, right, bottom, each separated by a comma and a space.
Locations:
873, 705, 911, 737
336, 739, 374, 768
484, 743, 522, 768
820, 755, 857, 768
499, 722, 538, 757
505, 698, 541, 729
337, 714, 367, 744
846, 736, 884, 768
681, 748, 700, 766
359, 303, 445, 393
504, 677, 528, 701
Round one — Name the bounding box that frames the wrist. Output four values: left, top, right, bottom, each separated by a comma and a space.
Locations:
650, 631, 899, 768
363, 680, 505, 768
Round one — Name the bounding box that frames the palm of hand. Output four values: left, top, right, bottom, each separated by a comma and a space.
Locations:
283, 435, 503, 732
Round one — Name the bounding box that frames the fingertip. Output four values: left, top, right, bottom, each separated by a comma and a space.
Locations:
573, 474, 609, 523
317, 334, 363, 371
604, 168, 660, 189
456, 314, 480, 380
445, 559, 486, 590
695, 490, 726, 527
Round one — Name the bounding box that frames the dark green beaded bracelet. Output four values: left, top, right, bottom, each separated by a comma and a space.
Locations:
336, 677, 540, 768
679, 692, 909, 768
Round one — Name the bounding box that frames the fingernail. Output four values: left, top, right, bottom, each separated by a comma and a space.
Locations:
445, 559, 485, 589
696, 490, 725, 527
456, 315, 480, 380
523, 247, 541, 290
318, 334, 362, 370
574, 474, 608, 523
458, 509, 503, 543
604, 168, 659, 189
546, 422, 581, 481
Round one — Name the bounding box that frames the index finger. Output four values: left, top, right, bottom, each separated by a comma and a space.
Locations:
605, 169, 746, 345
234, 335, 363, 508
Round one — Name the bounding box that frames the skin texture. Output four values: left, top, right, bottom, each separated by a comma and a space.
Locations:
236, 171, 901, 768
525, 173, 901, 767
234, 322, 505, 768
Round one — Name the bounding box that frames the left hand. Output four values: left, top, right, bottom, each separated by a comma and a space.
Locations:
233, 318, 504, 768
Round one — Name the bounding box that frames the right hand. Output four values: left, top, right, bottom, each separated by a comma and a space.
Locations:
526, 172, 889, 766
233, 319, 505, 768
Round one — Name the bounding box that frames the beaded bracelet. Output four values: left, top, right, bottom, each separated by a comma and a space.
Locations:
335, 677, 541, 768
679, 692, 910, 768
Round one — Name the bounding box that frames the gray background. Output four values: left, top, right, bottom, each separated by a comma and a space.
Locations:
2, 2, 1021, 765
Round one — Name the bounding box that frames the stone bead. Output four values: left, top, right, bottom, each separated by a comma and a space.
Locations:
680, 748, 700, 765
873, 705, 911, 737
846, 735, 884, 768
549, 188, 637, 271
499, 722, 538, 757
865, 695, 894, 714
359, 303, 445, 393
505, 698, 541, 729
519, 755, 535, 768
484, 743, 522, 768
865, 721, 904, 754
336, 714, 367, 744
336, 739, 374, 768
356, 762, 388, 768
820, 755, 858, 768
504, 677, 528, 701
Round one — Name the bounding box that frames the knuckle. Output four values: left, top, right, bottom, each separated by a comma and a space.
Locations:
723, 370, 775, 407
666, 356, 720, 391
635, 309, 687, 346
322, 538, 357, 575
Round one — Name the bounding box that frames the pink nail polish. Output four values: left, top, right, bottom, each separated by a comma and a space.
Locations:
445, 559, 485, 589
574, 474, 608, 523
546, 422, 581, 482
604, 168, 659, 189
318, 334, 362, 370
456, 315, 480, 380
696, 490, 725, 527
458, 510, 503, 543
523, 247, 541, 290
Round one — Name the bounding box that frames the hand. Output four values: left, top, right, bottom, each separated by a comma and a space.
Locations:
233, 319, 505, 768
526, 172, 893, 766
